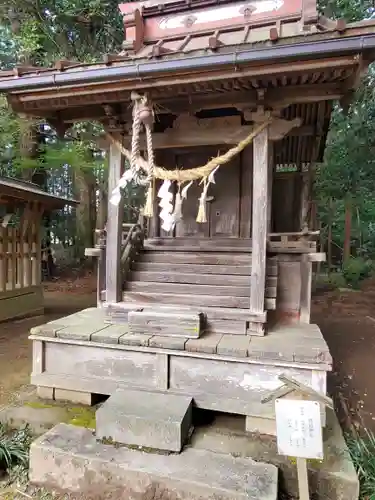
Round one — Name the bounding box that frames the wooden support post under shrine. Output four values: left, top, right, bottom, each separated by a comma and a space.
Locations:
250, 125, 269, 330
106, 141, 124, 303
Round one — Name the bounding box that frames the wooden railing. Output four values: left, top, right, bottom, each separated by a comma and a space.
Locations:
85, 216, 145, 307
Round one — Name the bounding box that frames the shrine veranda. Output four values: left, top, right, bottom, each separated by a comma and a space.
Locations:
1, 0, 375, 432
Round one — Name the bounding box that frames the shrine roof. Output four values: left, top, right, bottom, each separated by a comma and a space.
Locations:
0, 177, 78, 209
0, 17, 374, 95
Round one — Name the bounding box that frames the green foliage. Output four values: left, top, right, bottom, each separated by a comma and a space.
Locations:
0, 424, 31, 471
347, 430, 375, 500
342, 257, 373, 288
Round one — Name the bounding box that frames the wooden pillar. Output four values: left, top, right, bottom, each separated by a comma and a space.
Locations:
267, 142, 274, 233
300, 169, 310, 231
105, 142, 124, 303
250, 126, 269, 316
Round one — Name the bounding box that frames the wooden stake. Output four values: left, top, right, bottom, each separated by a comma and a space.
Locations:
296, 457, 310, 500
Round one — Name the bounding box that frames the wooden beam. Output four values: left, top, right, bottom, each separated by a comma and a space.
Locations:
105, 141, 124, 303
95, 123, 313, 151
50, 83, 344, 125
117, 118, 301, 150
250, 125, 269, 315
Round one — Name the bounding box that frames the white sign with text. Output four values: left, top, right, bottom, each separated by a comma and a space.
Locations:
275, 399, 323, 460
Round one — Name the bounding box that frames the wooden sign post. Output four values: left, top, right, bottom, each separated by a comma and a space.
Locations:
261, 374, 333, 500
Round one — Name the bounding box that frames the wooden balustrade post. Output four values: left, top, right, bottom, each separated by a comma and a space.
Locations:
105, 141, 124, 303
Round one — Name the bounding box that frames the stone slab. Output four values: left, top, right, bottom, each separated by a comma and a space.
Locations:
149, 335, 187, 350
185, 333, 223, 354
119, 332, 152, 346
91, 323, 129, 344
191, 411, 358, 500
57, 323, 109, 341
217, 335, 252, 357
96, 389, 193, 452
29, 423, 278, 500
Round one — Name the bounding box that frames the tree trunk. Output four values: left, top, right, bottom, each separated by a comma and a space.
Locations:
327, 197, 333, 273
343, 195, 352, 264
73, 167, 96, 259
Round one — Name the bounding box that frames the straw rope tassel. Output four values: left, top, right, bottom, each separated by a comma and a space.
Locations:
196, 179, 208, 223
143, 178, 154, 217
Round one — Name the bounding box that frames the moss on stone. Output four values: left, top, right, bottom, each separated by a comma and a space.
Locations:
24, 401, 55, 410
66, 406, 96, 429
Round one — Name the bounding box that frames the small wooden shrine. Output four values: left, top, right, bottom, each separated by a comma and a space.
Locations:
0, 177, 76, 322
1, 0, 375, 437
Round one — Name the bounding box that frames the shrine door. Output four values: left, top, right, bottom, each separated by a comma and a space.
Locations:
171, 148, 241, 238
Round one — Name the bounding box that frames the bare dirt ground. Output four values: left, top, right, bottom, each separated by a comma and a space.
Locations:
0, 273, 96, 408
1, 273, 375, 434
312, 278, 375, 433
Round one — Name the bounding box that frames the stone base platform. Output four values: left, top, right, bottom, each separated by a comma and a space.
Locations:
29, 307, 332, 426
29, 423, 278, 500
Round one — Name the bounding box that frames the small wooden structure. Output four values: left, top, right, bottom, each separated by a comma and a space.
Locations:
0, 0, 374, 429
0, 177, 76, 322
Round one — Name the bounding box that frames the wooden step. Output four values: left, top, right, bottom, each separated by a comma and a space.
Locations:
129, 271, 277, 288
132, 262, 278, 277
146, 237, 252, 249
144, 243, 250, 253
107, 301, 267, 322
139, 251, 252, 266
126, 281, 277, 298
123, 292, 276, 310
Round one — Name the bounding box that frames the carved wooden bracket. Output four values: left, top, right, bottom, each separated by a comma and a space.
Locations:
122, 8, 144, 53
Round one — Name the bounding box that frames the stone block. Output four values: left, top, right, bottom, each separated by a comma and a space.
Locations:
149, 335, 187, 350
119, 332, 152, 346
54, 389, 93, 406
57, 323, 109, 341
96, 389, 193, 452
245, 416, 276, 436
185, 333, 223, 354
36, 386, 54, 400
192, 411, 358, 500
91, 323, 129, 344
29, 423, 278, 500
217, 335, 252, 357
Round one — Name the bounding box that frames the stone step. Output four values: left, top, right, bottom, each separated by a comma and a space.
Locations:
30, 423, 278, 500
96, 389, 193, 452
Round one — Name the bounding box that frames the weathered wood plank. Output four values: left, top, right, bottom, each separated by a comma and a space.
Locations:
123, 291, 276, 310
105, 142, 123, 303
205, 319, 247, 335
139, 250, 252, 265
130, 271, 277, 288
126, 281, 277, 298
250, 126, 269, 314
146, 237, 252, 248
128, 310, 203, 338
132, 261, 278, 276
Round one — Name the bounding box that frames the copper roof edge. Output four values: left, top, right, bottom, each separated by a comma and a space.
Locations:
0, 27, 375, 93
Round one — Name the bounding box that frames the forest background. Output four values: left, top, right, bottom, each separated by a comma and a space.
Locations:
0, 0, 374, 284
